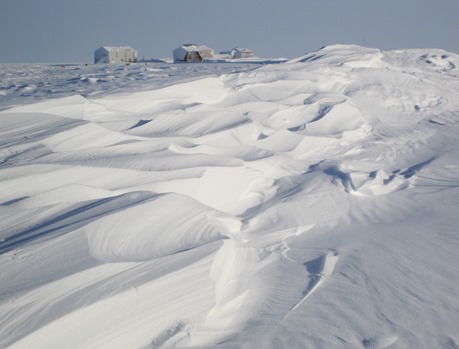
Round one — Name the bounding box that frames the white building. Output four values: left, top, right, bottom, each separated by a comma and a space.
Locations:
173, 44, 214, 63
94, 46, 137, 64
231, 48, 255, 59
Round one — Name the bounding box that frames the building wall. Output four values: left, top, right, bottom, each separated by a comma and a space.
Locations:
108, 50, 136, 64
199, 49, 214, 59
95, 47, 137, 64
232, 49, 255, 59
173, 47, 188, 62
94, 48, 109, 64
109, 50, 136, 63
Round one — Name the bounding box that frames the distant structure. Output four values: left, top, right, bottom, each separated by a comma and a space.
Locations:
94, 46, 137, 64
231, 47, 255, 59
173, 44, 214, 63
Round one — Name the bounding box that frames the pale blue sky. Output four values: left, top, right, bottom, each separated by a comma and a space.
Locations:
1, 0, 458, 63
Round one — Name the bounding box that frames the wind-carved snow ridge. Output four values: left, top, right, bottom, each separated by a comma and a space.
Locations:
284, 251, 339, 319
1, 44, 459, 349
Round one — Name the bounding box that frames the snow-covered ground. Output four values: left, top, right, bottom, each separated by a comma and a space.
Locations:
0, 61, 268, 110
1, 45, 459, 349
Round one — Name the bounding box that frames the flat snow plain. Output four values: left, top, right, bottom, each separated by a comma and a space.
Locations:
1, 45, 459, 349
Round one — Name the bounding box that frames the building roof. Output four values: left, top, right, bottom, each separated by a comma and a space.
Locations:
232, 47, 254, 53
174, 44, 213, 53
99, 46, 136, 52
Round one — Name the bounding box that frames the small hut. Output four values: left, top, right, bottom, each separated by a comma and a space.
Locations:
173, 44, 214, 63
231, 48, 255, 59
94, 46, 137, 64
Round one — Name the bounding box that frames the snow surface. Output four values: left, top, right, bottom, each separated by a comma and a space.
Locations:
1, 44, 459, 348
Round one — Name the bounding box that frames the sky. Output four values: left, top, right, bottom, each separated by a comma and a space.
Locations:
1, 0, 459, 63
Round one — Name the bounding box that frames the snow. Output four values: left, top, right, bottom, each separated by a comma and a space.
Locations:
1, 44, 459, 349
101, 46, 136, 52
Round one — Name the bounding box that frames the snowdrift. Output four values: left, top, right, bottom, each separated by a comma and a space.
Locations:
1, 45, 459, 348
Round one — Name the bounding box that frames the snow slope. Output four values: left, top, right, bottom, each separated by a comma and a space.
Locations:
1, 45, 459, 348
